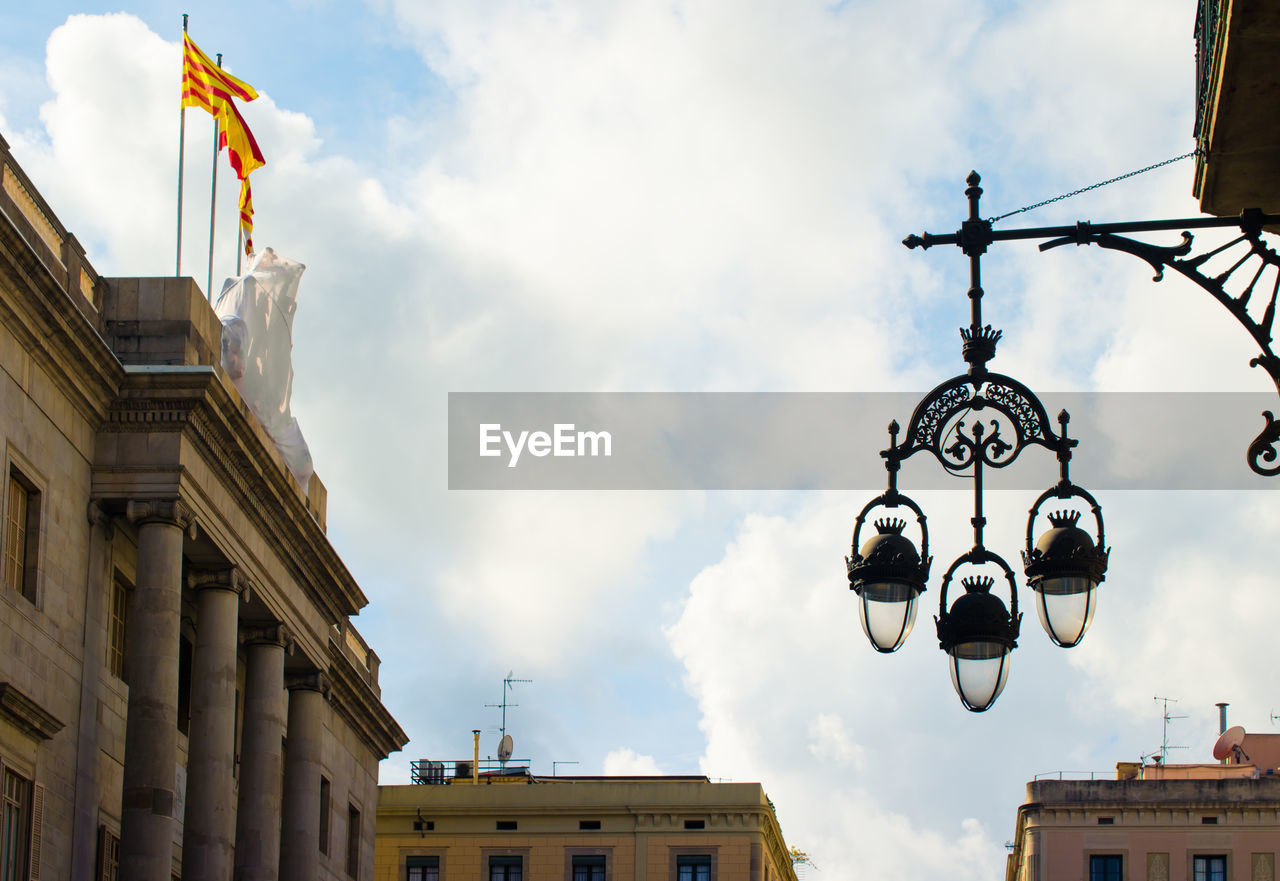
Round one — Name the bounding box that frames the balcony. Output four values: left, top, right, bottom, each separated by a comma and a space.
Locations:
1193, 0, 1280, 215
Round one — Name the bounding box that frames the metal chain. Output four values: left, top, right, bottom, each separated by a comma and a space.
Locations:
988, 150, 1200, 223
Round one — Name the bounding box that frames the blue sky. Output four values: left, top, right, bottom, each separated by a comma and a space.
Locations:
7, 2, 1280, 878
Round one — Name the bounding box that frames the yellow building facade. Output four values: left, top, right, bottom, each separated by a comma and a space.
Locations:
376, 770, 798, 881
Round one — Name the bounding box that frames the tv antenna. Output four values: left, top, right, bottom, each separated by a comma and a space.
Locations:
485, 672, 531, 767
1151, 696, 1188, 763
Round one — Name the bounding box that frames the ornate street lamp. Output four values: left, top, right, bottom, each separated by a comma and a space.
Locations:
848, 170, 1280, 712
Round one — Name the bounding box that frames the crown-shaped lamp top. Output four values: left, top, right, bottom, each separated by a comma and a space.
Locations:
960, 575, 996, 593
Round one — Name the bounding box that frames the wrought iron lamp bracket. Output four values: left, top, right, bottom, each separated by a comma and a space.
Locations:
903, 173, 1280, 476
846, 489, 932, 581
1023, 481, 1109, 575
935, 545, 1022, 646
885, 370, 1071, 476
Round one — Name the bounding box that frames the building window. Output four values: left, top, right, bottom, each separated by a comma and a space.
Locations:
490, 855, 523, 881
3, 467, 39, 603
407, 855, 439, 881
108, 579, 130, 681
346, 804, 361, 877
97, 825, 120, 881
1090, 855, 1123, 881
1194, 856, 1227, 881
1, 767, 32, 880
319, 777, 331, 855
677, 855, 712, 881
572, 854, 606, 881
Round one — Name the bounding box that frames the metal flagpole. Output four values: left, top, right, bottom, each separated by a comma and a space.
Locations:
206, 51, 221, 301
208, 112, 221, 299
175, 14, 188, 276
236, 225, 243, 276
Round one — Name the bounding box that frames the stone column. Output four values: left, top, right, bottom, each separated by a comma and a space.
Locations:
181, 567, 245, 881
234, 625, 291, 881
70, 503, 113, 881
119, 499, 191, 881
278, 673, 328, 881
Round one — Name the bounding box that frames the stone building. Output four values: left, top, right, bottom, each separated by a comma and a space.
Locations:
376, 747, 798, 881
1005, 728, 1280, 881
1192, 0, 1280, 216
0, 131, 406, 881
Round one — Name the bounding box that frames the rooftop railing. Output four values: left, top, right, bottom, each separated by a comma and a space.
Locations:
410, 758, 533, 784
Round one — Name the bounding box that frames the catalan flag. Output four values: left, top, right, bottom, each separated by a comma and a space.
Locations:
182, 33, 264, 255
238, 180, 254, 255
182, 33, 257, 112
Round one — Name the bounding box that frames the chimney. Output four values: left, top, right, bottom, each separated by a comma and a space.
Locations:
1217, 702, 1229, 735
472, 729, 481, 784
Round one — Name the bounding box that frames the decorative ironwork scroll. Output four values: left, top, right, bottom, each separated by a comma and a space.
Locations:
1039, 210, 1280, 475
904, 177, 1280, 477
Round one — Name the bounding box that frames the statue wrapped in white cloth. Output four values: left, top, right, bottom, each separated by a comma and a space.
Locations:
215, 248, 314, 490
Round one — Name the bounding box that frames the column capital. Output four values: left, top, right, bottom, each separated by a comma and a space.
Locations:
186, 566, 249, 596
126, 498, 195, 535
243, 622, 295, 653
87, 500, 116, 540
285, 671, 330, 698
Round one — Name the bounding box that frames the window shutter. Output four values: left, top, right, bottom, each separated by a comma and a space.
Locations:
28, 782, 44, 881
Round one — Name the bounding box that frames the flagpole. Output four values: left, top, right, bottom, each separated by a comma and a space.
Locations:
175, 14, 188, 276
236, 226, 243, 276
206, 51, 221, 301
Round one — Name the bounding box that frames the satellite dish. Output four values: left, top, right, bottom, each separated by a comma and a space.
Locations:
498, 734, 513, 762
1213, 725, 1246, 761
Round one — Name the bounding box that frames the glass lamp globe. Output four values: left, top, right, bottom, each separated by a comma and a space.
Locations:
1024, 510, 1107, 648
848, 518, 928, 653
936, 575, 1019, 712
947, 637, 1012, 712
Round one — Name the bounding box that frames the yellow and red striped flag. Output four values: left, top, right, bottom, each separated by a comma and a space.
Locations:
182, 33, 257, 111
238, 180, 254, 255
182, 33, 265, 255
220, 101, 264, 253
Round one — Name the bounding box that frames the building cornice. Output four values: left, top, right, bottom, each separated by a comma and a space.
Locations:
0, 207, 122, 426
327, 637, 408, 760
95, 367, 368, 627
379, 782, 777, 817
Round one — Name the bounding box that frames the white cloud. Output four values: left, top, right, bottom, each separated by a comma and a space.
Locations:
807, 713, 865, 770
602, 748, 664, 775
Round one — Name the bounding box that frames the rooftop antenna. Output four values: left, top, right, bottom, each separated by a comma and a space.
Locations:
1153, 696, 1188, 763
552, 761, 579, 777
485, 671, 531, 768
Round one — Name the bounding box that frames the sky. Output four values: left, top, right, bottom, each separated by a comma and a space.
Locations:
4, 1, 1280, 878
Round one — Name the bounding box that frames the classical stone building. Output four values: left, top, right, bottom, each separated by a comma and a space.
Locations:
1192, 0, 1280, 216
376, 752, 798, 881
0, 131, 406, 881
